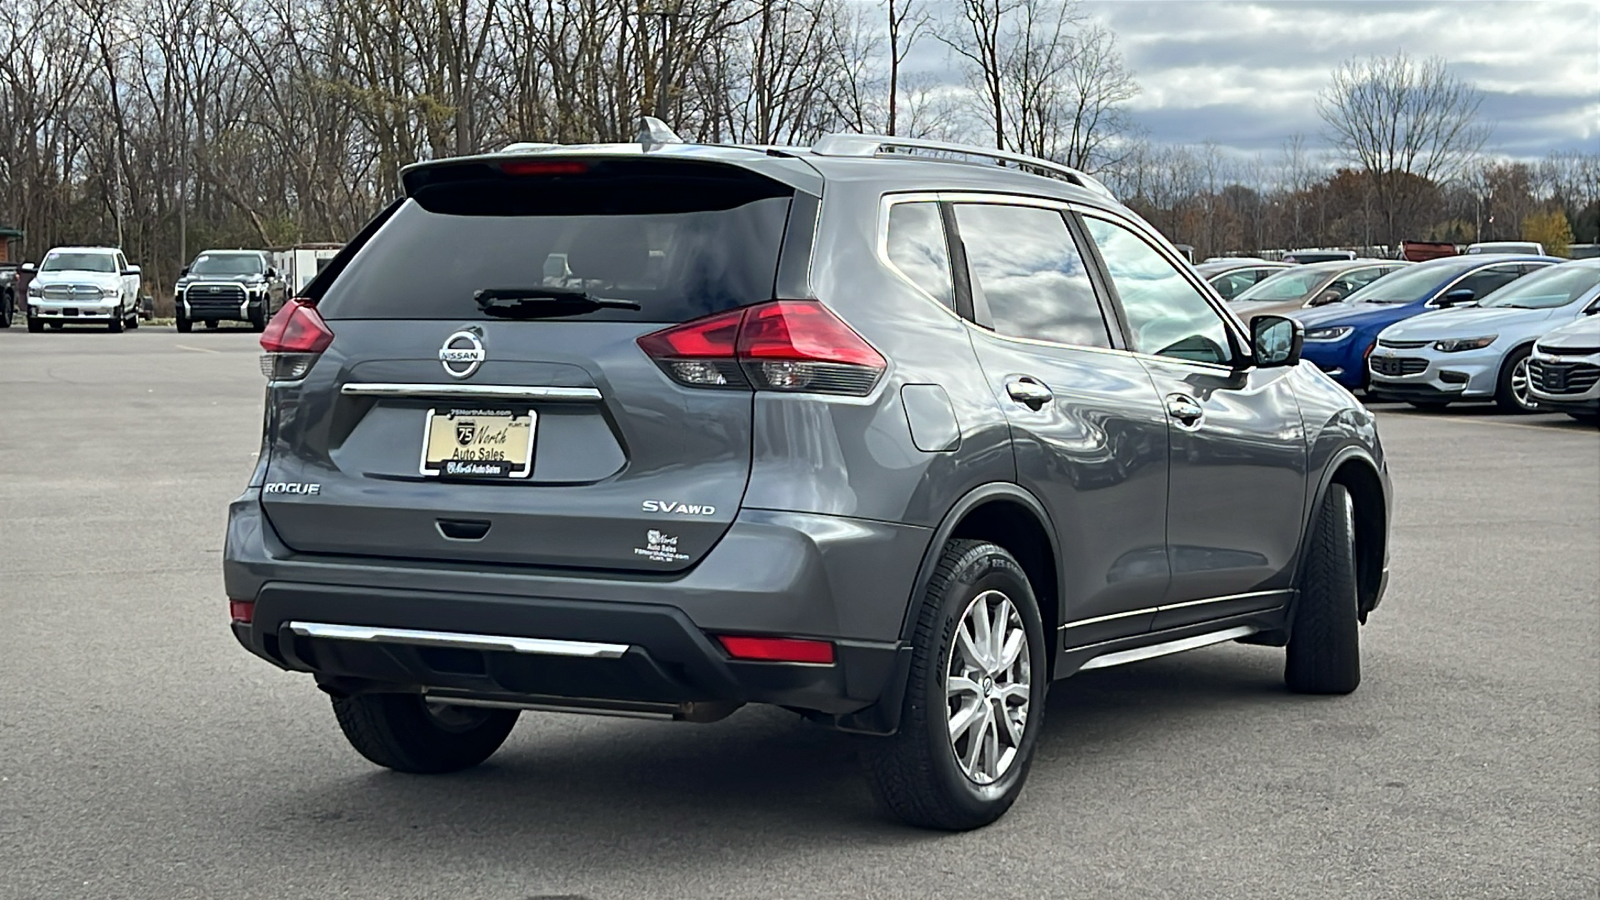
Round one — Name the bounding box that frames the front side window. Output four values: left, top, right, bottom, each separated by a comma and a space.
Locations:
1449, 264, 1524, 304
884, 201, 953, 307
1083, 216, 1233, 365
1235, 268, 1328, 303
952, 203, 1110, 348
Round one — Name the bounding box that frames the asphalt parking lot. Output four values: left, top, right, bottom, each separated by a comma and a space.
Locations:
1, 327, 1595, 900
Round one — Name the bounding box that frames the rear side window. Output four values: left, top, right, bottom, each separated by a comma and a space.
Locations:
952, 203, 1111, 348
885, 201, 953, 307
319, 161, 794, 323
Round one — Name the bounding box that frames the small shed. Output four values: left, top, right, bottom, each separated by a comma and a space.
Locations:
0, 225, 22, 263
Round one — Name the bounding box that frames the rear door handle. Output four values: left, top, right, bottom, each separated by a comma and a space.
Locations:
1006, 377, 1054, 409
1165, 394, 1204, 428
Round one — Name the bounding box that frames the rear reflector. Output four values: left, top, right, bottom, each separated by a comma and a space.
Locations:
716, 635, 836, 664
637, 301, 885, 395
260, 299, 334, 381
229, 600, 254, 624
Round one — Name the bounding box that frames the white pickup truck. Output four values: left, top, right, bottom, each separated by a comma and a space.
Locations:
25, 246, 142, 332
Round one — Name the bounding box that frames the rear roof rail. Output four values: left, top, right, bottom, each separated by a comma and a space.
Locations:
811, 133, 1117, 200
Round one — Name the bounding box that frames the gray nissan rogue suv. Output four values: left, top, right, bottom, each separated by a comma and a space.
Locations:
226, 129, 1392, 831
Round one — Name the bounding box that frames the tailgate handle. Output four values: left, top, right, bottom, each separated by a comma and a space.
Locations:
437, 519, 492, 541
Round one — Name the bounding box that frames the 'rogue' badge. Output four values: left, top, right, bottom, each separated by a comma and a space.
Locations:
439, 330, 485, 379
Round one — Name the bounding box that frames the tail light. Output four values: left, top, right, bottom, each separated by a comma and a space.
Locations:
260, 298, 334, 381
228, 599, 254, 624
637, 301, 885, 396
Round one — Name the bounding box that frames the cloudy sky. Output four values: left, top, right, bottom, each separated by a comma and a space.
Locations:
911, 0, 1600, 161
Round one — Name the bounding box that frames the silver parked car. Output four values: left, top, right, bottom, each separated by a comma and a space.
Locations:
1193, 258, 1291, 300
1368, 259, 1600, 412
1528, 316, 1600, 424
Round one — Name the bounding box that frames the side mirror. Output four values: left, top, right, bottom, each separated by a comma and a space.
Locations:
1439, 288, 1476, 307
1251, 315, 1303, 368
265, 267, 277, 278
20, 262, 35, 273
122, 268, 139, 277
1309, 289, 1343, 306
179, 266, 190, 277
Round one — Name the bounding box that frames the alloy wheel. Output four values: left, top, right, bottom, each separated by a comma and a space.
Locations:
946, 589, 1031, 785
1511, 358, 1538, 411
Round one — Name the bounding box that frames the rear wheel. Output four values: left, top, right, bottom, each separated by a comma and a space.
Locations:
331, 693, 518, 774
863, 539, 1047, 831
27, 317, 42, 333
175, 313, 192, 333
1567, 412, 1599, 428
107, 305, 125, 333
126, 308, 139, 329
248, 301, 268, 332
1286, 483, 1361, 694
204, 319, 218, 329
0, 290, 12, 327
48, 322, 62, 329
1494, 346, 1538, 413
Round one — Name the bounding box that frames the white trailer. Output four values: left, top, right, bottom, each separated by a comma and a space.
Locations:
271, 243, 343, 295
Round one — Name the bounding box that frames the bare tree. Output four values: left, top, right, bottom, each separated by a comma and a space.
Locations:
883, 0, 928, 136
1317, 51, 1490, 245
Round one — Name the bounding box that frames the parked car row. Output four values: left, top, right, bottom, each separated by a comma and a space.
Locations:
4, 245, 303, 333
1366, 259, 1600, 420
1220, 251, 1596, 422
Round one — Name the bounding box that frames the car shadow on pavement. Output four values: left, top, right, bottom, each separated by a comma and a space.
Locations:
246, 648, 1291, 861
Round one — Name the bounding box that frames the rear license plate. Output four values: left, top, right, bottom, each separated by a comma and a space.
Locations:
420, 408, 536, 479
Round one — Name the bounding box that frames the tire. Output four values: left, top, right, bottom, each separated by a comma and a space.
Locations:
331, 693, 518, 774
1406, 401, 1450, 411
108, 305, 125, 332
27, 317, 42, 333
49, 322, 62, 329
127, 308, 139, 329
0, 290, 12, 328
863, 539, 1048, 831
1566, 412, 1599, 428
204, 319, 218, 329
1285, 483, 1361, 695
1494, 345, 1538, 413
175, 314, 192, 333
248, 301, 268, 332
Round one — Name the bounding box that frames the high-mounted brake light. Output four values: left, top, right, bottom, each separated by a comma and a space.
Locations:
501, 160, 589, 176
637, 301, 885, 396
716, 635, 836, 664
259, 298, 334, 381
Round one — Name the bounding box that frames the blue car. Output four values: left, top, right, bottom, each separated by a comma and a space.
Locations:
1292, 254, 1560, 389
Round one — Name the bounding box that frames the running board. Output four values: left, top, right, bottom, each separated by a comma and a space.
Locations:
1078, 625, 1257, 671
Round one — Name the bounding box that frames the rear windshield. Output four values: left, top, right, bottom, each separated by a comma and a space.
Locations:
318, 162, 794, 322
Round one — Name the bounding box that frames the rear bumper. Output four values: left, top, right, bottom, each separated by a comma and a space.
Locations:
225, 498, 928, 733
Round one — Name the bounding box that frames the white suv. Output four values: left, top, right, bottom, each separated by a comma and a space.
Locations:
26, 246, 142, 332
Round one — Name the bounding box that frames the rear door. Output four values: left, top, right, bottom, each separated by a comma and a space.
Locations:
261, 157, 804, 573
948, 199, 1172, 645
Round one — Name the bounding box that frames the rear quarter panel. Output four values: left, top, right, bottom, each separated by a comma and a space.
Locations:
739, 176, 1017, 527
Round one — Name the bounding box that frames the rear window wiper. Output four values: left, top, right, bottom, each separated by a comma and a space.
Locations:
474, 287, 642, 318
